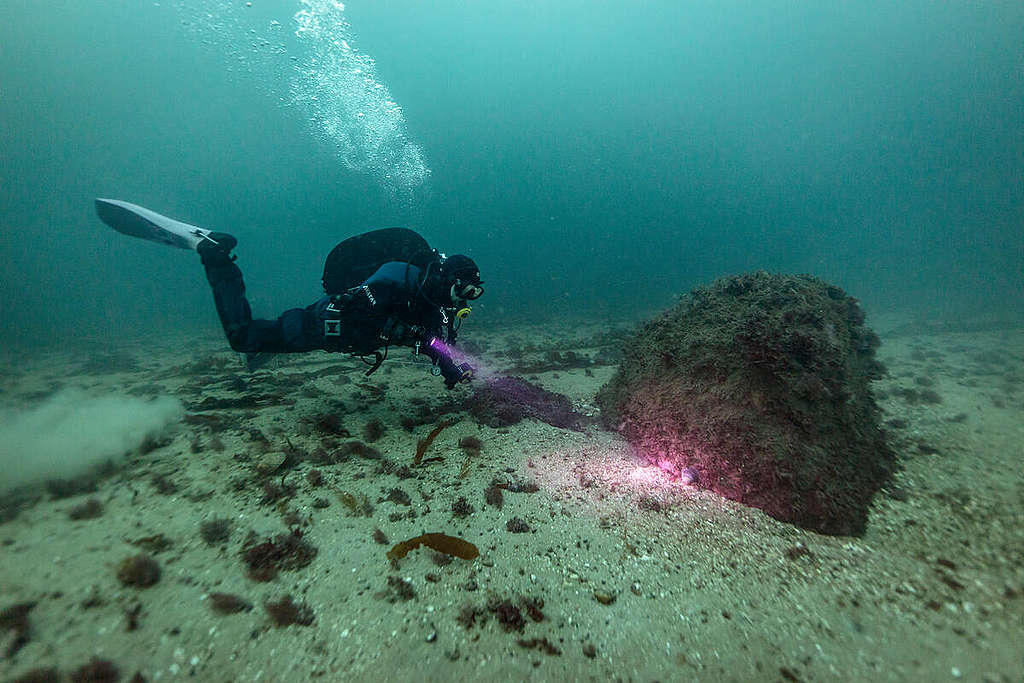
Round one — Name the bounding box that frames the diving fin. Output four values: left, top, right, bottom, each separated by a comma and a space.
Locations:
95, 198, 214, 251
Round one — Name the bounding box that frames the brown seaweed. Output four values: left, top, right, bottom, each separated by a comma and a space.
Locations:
451, 497, 475, 518
68, 498, 104, 520
264, 595, 314, 627
199, 518, 233, 546
116, 554, 161, 588
208, 592, 253, 615
376, 575, 417, 603
362, 418, 386, 442
1, 601, 35, 657
413, 419, 456, 466
458, 435, 483, 453
241, 530, 317, 581
70, 658, 120, 683
336, 490, 374, 517
385, 533, 479, 561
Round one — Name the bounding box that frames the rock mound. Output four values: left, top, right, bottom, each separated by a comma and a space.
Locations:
596, 272, 895, 535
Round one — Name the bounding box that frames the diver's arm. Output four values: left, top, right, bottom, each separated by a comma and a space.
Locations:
357, 261, 472, 387
411, 331, 473, 389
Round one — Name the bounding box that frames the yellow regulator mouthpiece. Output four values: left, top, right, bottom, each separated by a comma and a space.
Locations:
456, 306, 472, 319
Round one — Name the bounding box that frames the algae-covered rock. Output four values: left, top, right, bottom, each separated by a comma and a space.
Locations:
596, 271, 895, 535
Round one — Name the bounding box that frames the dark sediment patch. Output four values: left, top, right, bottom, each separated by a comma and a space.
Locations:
464, 375, 585, 431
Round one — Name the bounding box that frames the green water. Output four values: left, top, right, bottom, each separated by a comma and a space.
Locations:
1, 0, 1021, 347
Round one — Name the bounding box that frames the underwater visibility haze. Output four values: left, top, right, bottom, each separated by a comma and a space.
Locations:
1, 1, 1023, 681
0, 0, 1020, 344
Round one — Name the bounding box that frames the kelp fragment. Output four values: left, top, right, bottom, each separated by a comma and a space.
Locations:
386, 533, 479, 561
413, 419, 456, 466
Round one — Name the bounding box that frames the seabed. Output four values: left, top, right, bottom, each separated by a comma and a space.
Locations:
1, 316, 1022, 681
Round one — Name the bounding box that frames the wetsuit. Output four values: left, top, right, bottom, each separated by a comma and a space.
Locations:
201, 252, 463, 384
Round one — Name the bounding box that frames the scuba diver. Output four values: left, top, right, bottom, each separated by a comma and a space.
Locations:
94, 199, 482, 389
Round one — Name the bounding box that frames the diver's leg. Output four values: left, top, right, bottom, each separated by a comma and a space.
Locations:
199, 235, 291, 353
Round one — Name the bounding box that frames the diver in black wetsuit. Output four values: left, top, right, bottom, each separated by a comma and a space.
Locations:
195, 230, 483, 389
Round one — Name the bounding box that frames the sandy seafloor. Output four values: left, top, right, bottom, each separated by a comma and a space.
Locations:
1, 315, 1022, 682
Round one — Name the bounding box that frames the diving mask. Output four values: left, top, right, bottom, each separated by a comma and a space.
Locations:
452, 280, 484, 301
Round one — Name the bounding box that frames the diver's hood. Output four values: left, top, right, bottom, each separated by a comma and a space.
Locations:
441, 254, 482, 286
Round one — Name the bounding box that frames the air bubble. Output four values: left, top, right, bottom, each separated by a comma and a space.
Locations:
167, 0, 429, 202
291, 0, 430, 200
